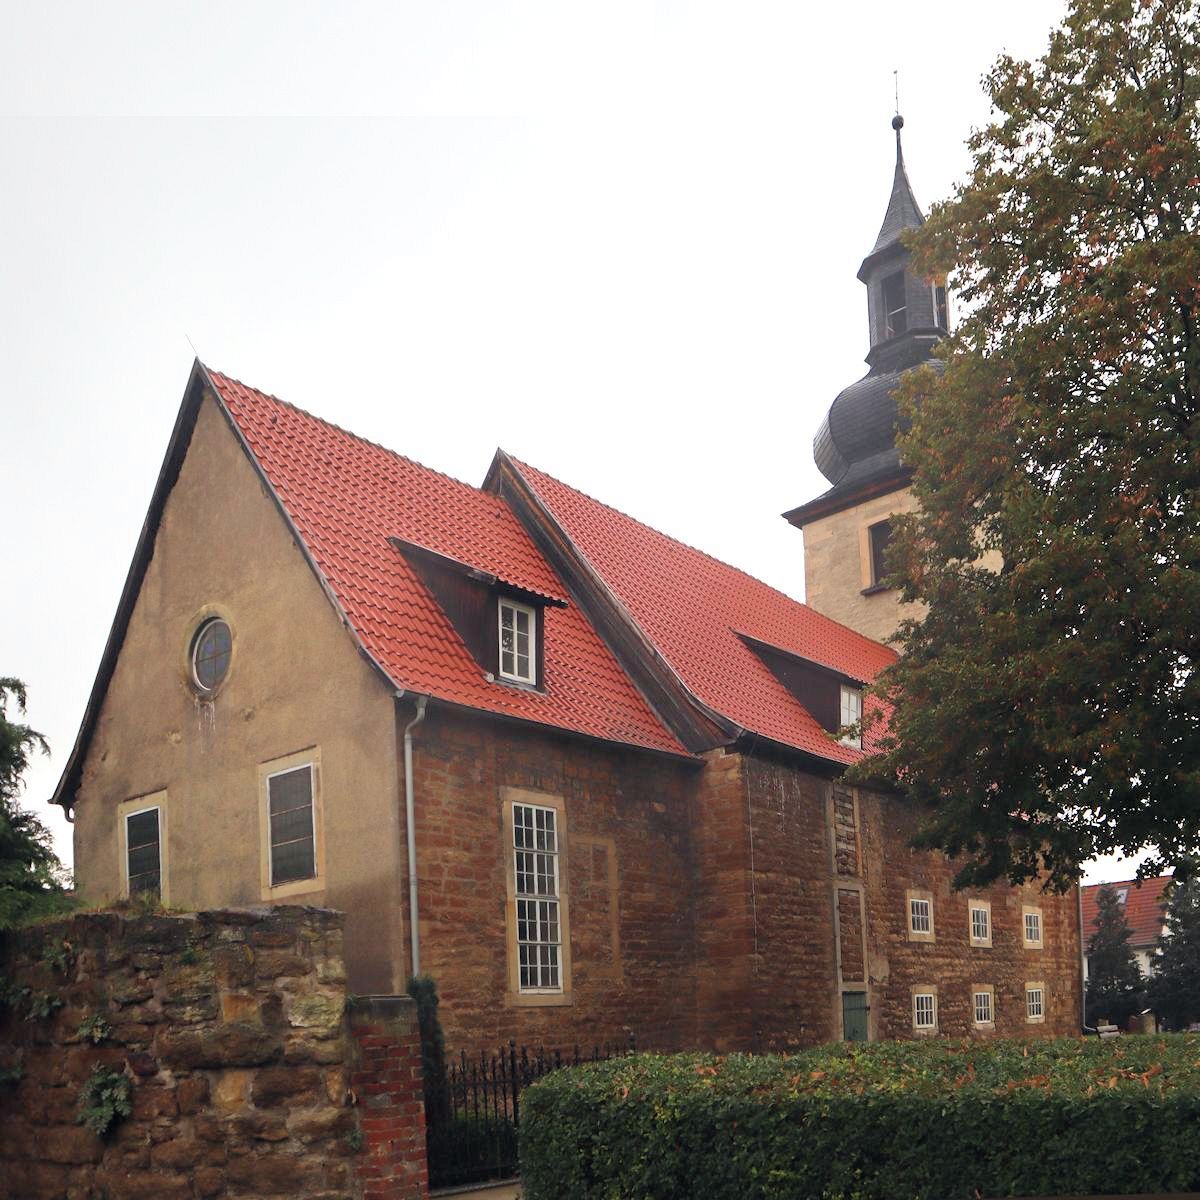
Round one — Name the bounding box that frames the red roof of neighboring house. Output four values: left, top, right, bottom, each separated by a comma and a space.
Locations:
509, 458, 898, 764
1082, 876, 1172, 948
208, 370, 687, 757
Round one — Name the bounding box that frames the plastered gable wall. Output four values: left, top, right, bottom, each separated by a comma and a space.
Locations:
800, 486, 922, 643
72, 393, 406, 992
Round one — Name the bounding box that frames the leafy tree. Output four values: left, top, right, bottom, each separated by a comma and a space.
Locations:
1147, 876, 1200, 1029
0, 678, 72, 929
853, 0, 1200, 890
1085, 884, 1144, 1026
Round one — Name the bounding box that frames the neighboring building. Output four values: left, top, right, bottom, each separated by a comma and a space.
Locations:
55, 121, 1081, 1053
784, 115, 946, 643
1082, 877, 1172, 981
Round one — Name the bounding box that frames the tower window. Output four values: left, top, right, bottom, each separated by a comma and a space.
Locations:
868, 520, 892, 588
933, 284, 949, 330
882, 272, 907, 338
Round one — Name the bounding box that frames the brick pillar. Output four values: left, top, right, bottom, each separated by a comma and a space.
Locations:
349, 995, 429, 1200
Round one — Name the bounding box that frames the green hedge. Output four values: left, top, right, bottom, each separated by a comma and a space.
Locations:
519, 1035, 1200, 1199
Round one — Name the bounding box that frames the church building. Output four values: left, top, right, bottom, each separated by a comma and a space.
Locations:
55, 120, 1082, 1053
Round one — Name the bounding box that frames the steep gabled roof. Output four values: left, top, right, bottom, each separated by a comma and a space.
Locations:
1082, 876, 1173, 950
502, 456, 897, 765
207, 371, 687, 757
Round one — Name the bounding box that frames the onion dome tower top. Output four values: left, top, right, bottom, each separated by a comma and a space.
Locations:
798, 116, 950, 518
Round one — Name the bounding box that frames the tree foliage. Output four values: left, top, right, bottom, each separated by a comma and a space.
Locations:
1148, 876, 1200, 1028
853, 0, 1200, 889
1085, 883, 1145, 1026
0, 678, 71, 929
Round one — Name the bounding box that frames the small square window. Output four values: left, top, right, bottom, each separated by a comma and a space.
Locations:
499, 599, 537, 685
839, 685, 863, 749
969, 901, 991, 947
1026, 984, 1045, 1023
973, 988, 994, 1026
913, 991, 937, 1031
1023, 906, 1043, 949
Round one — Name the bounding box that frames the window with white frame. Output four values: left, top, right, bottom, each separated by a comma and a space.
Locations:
913, 991, 936, 1031
267, 764, 316, 887
909, 894, 933, 938
974, 988, 994, 1026
839, 685, 863, 749
969, 900, 991, 947
1026, 984, 1045, 1022
513, 803, 561, 991
1023, 906, 1043, 948
498, 599, 536, 684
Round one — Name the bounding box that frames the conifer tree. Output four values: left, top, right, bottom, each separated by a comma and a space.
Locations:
0, 677, 71, 930
1085, 884, 1145, 1027
852, 0, 1200, 890
1147, 877, 1200, 1030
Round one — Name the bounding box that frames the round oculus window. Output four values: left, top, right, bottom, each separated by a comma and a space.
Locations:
191, 618, 232, 692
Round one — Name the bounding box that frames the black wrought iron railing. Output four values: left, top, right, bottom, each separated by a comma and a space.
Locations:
426, 1035, 635, 1190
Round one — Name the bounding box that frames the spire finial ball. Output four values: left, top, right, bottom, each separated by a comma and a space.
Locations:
892, 114, 904, 131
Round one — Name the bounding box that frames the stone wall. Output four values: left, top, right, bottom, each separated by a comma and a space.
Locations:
0, 907, 426, 1200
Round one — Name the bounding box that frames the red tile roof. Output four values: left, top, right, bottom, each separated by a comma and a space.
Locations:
207, 370, 687, 757
509, 458, 897, 764
1082, 877, 1172, 948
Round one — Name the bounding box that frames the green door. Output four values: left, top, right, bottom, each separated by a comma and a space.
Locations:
842, 991, 869, 1042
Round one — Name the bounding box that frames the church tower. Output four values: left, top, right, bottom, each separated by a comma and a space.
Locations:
784, 115, 947, 643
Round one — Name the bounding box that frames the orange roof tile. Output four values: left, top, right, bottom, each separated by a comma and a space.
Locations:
207, 369, 687, 757
1082, 876, 1172, 949
509, 458, 897, 764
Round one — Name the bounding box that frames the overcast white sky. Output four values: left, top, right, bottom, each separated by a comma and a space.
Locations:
4, 1, 1132, 884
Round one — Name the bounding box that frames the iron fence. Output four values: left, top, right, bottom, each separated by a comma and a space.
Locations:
426, 1035, 635, 1190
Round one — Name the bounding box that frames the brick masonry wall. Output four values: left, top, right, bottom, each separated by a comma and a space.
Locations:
0, 907, 427, 1200
408, 709, 1081, 1057
858, 789, 1083, 1040
412, 708, 699, 1053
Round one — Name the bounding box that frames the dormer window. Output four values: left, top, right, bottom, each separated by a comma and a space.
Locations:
839, 684, 863, 749
882, 272, 907, 338
499, 599, 537, 684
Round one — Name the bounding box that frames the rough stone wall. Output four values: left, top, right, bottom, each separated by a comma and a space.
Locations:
858, 788, 1082, 1040
412, 706, 698, 1053
0, 907, 426, 1200
738, 755, 839, 1049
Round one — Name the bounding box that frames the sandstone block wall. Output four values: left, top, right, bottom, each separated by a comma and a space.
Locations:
0, 907, 426, 1200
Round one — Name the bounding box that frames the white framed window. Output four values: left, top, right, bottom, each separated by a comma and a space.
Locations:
498, 599, 537, 684
258, 749, 323, 900
839, 685, 863, 749
907, 889, 934, 942
118, 792, 168, 903
913, 990, 937, 1031
973, 987, 994, 1027
1023, 905, 1043, 949
1025, 983, 1045, 1023
969, 900, 992, 947
513, 802, 562, 992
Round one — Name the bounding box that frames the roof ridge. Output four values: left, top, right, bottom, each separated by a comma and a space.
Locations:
205, 364, 508, 509
507, 453, 896, 660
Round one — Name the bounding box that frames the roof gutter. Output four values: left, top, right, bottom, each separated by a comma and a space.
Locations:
402, 694, 429, 978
